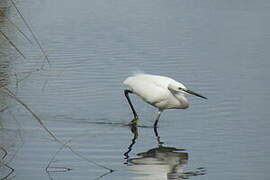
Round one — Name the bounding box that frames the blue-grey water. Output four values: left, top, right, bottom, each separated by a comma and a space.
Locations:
1, 0, 270, 180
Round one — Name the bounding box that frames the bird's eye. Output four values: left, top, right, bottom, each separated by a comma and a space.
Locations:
178, 87, 182, 90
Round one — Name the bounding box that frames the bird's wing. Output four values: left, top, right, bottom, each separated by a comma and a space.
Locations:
125, 74, 172, 88
124, 76, 169, 105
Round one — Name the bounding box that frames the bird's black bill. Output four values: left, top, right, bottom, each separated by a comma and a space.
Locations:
184, 89, 207, 99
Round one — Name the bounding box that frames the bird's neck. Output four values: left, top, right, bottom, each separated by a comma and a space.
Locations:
174, 93, 189, 109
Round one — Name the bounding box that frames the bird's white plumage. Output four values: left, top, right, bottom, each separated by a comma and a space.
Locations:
123, 74, 189, 110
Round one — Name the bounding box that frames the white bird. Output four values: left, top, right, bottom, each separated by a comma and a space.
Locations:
123, 73, 207, 126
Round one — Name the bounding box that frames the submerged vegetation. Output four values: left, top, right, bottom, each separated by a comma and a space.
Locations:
0, 0, 53, 138
0, 1, 114, 179
0, 0, 53, 179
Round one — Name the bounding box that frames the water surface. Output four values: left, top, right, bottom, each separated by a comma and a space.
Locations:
1, 0, 270, 180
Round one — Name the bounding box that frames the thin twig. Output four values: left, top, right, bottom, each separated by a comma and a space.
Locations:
0, 147, 15, 180
2, 87, 60, 143
46, 167, 72, 173
46, 140, 71, 180
9, 0, 50, 65
66, 145, 114, 172
10, 69, 40, 87
1, 163, 15, 180
0, 30, 26, 59
0, 105, 8, 112
14, 73, 19, 91
0, 147, 8, 159
6, 104, 25, 145
93, 171, 114, 180
9, 69, 40, 76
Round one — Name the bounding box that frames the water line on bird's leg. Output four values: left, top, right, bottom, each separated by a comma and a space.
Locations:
130, 116, 139, 126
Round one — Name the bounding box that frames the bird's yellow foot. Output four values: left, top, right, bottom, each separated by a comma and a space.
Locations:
129, 116, 139, 126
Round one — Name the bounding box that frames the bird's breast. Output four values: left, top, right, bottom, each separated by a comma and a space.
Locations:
155, 93, 189, 110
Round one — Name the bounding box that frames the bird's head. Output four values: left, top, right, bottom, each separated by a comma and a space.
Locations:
168, 82, 207, 99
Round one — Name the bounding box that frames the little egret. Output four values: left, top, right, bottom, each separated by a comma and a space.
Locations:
123, 73, 207, 127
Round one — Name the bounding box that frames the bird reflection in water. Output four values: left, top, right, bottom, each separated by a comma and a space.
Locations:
124, 125, 206, 180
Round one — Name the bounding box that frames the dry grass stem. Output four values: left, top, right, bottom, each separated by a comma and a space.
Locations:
0, 9, 32, 44
0, 30, 26, 59
9, 0, 50, 65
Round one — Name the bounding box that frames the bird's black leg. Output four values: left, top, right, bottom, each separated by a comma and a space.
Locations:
124, 89, 138, 125
154, 110, 162, 145
154, 110, 162, 128
153, 123, 164, 146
